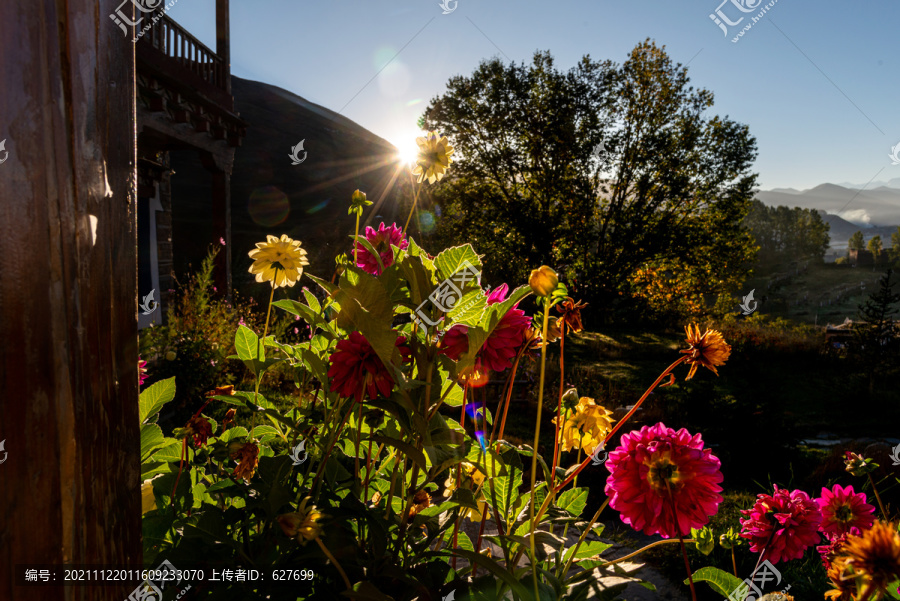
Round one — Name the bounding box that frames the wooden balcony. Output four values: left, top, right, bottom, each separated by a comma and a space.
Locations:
136, 13, 233, 111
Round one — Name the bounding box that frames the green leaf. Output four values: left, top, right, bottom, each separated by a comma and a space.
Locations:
453, 548, 533, 600
334, 273, 403, 380
562, 539, 612, 563
149, 439, 184, 463
686, 566, 744, 597
371, 435, 428, 473
458, 285, 531, 374
434, 244, 482, 283
235, 325, 260, 362
141, 423, 166, 461
217, 426, 249, 443
139, 377, 176, 423
556, 487, 588, 518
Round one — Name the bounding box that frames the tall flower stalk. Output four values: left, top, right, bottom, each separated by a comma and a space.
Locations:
527, 265, 558, 599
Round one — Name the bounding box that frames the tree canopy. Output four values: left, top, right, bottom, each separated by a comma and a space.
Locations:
420, 41, 758, 320
742, 201, 831, 271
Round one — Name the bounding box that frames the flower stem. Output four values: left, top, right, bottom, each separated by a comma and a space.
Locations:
315, 536, 351, 590
731, 546, 738, 578
311, 402, 355, 497
553, 356, 688, 494
665, 479, 697, 601
559, 497, 609, 578
551, 327, 566, 484
403, 185, 422, 233
353, 212, 360, 266
867, 473, 888, 520
529, 300, 552, 601
252, 282, 277, 429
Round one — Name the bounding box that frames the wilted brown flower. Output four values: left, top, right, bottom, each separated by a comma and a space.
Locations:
184, 415, 213, 447
680, 324, 732, 380
409, 490, 432, 517
208, 385, 235, 397
221, 408, 236, 430
557, 298, 587, 334
230, 442, 259, 481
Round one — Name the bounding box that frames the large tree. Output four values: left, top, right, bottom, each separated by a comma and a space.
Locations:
421, 41, 758, 318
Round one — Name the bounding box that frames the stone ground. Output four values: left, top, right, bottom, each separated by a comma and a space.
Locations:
453, 519, 689, 601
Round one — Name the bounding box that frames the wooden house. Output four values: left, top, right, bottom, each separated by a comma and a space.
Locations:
136, 0, 246, 327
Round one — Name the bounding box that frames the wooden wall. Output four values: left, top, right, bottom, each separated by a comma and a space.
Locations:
0, 1, 140, 599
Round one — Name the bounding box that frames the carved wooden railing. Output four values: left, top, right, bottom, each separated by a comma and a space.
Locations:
140, 13, 226, 91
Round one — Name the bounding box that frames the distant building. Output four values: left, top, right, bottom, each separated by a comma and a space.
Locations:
136, 0, 246, 328
848, 248, 887, 267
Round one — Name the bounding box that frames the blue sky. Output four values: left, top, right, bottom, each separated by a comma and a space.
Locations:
167, 0, 900, 191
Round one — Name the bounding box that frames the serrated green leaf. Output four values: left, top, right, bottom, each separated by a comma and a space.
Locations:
141, 423, 166, 461
150, 439, 184, 463
557, 487, 588, 518
235, 325, 260, 362
687, 566, 744, 597
139, 377, 176, 423
434, 244, 482, 283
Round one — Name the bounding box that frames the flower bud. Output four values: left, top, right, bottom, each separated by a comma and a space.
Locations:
529, 266, 558, 297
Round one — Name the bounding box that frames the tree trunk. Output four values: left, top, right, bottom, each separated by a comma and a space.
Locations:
0, 2, 139, 600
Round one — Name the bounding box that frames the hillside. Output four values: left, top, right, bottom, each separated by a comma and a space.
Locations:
756, 183, 900, 228
168, 77, 406, 296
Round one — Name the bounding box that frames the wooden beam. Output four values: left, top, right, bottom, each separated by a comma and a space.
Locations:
0, 1, 140, 600
216, 0, 231, 95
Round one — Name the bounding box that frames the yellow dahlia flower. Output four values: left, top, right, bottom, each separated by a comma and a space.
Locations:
412, 131, 454, 184
248, 234, 309, 288
680, 324, 731, 380
553, 396, 615, 455
277, 498, 328, 544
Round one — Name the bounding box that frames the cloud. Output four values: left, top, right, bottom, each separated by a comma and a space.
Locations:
836, 209, 872, 227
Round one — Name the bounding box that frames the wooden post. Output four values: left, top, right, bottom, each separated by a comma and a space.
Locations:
216, 0, 231, 94
0, 1, 139, 600
201, 152, 233, 299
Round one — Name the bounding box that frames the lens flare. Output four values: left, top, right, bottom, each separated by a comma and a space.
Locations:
417, 210, 436, 233
248, 186, 290, 227
305, 198, 330, 214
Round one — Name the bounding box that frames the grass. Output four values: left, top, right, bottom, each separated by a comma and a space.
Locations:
743, 262, 892, 325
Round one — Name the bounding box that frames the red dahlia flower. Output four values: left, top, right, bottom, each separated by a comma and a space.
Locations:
604, 422, 723, 538
739, 485, 823, 564
818, 533, 849, 570
328, 331, 408, 403
439, 284, 530, 373
355, 222, 408, 275
817, 484, 875, 540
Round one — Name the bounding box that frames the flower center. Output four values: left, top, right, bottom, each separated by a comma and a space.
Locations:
646, 456, 682, 495
835, 504, 853, 522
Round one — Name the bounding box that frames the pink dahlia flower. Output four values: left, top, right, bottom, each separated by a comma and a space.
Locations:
355, 222, 408, 275
138, 357, 148, 387
817, 484, 875, 540
328, 331, 408, 403
739, 485, 823, 564
604, 423, 723, 538
440, 284, 530, 373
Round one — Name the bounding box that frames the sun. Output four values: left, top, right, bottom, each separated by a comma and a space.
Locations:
389, 131, 422, 167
